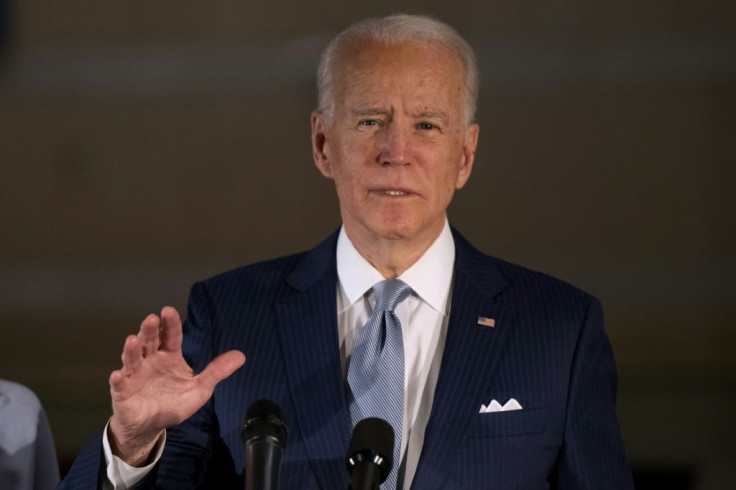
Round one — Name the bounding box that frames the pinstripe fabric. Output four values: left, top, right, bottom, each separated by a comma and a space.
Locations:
347, 279, 411, 489
412, 232, 633, 489
60, 228, 633, 489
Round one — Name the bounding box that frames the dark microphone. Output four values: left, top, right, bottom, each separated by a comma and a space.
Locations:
241, 399, 288, 490
346, 418, 394, 490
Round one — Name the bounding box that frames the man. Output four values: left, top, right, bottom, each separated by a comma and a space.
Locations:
61, 14, 634, 489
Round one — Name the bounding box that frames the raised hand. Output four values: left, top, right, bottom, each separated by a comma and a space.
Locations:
107, 306, 245, 466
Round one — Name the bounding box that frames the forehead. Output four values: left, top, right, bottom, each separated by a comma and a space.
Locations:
334, 41, 464, 115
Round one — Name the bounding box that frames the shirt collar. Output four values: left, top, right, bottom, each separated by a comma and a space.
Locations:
336, 220, 455, 314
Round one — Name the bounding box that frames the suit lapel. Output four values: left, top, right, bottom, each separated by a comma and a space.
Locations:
273, 229, 515, 488
275, 231, 350, 489
412, 231, 515, 489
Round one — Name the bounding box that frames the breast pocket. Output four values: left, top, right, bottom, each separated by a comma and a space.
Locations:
470, 406, 550, 438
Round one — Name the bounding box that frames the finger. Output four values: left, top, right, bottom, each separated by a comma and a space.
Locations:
138, 314, 161, 357
197, 350, 246, 392
159, 306, 183, 353
109, 369, 125, 394
120, 335, 142, 375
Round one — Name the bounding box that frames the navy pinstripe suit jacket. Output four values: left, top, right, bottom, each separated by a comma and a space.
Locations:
60, 229, 634, 489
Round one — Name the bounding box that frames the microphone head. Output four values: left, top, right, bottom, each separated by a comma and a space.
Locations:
346, 417, 394, 483
241, 398, 288, 448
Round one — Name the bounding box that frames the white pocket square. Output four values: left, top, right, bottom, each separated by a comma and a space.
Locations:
479, 398, 523, 413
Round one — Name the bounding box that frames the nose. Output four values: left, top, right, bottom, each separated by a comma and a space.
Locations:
378, 122, 411, 167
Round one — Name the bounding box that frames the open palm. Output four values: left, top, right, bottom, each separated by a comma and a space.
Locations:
107, 306, 245, 465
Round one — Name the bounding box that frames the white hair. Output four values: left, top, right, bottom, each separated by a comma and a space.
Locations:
316, 14, 479, 126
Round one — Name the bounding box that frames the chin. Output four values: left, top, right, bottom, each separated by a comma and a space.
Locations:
346, 209, 432, 243
371, 220, 420, 241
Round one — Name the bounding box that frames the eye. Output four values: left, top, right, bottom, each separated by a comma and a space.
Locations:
358, 119, 379, 127
417, 122, 437, 131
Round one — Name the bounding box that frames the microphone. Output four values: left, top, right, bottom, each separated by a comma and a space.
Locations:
346, 418, 394, 490
241, 399, 288, 490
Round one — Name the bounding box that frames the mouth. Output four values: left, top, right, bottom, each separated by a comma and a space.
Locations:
372, 187, 414, 197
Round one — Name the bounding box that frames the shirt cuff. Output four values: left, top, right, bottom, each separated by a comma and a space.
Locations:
102, 419, 166, 489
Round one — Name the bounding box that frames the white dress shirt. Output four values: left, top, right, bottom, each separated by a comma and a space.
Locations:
336, 221, 454, 489
104, 221, 455, 489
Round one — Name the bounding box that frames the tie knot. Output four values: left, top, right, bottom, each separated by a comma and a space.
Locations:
372, 279, 412, 312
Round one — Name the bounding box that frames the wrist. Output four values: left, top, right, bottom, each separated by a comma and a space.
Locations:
108, 417, 165, 467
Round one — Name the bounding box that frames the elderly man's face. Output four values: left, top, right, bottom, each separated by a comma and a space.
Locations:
312, 41, 479, 251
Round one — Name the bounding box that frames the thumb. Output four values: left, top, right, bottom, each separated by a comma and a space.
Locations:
198, 350, 246, 391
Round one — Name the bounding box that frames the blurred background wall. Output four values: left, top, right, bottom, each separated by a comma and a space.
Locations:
0, 1, 734, 487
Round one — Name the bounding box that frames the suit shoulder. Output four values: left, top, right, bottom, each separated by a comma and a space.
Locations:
453, 227, 596, 306
198, 250, 309, 295
478, 255, 603, 334
494, 257, 595, 303
459, 244, 598, 316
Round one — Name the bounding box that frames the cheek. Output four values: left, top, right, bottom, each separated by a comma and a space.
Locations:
440, 156, 463, 188
335, 147, 373, 185
331, 163, 363, 202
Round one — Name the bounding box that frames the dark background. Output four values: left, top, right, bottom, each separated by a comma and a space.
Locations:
1, 1, 734, 488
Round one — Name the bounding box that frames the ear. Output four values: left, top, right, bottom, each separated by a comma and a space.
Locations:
311, 111, 334, 179
455, 123, 479, 189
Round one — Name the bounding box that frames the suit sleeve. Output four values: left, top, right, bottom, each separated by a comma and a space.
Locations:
143, 280, 240, 487
554, 297, 635, 489
57, 430, 105, 490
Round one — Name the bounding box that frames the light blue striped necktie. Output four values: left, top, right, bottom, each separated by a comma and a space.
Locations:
347, 279, 411, 490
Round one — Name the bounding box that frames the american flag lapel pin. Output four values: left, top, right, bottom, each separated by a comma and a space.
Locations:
477, 316, 496, 328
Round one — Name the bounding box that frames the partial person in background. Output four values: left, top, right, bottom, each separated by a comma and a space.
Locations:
61, 13, 634, 489
0, 380, 60, 490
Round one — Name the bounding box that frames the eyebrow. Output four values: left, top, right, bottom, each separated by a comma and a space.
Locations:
350, 108, 389, 117
414, 110, 449, 125
350, 108, 450, 124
